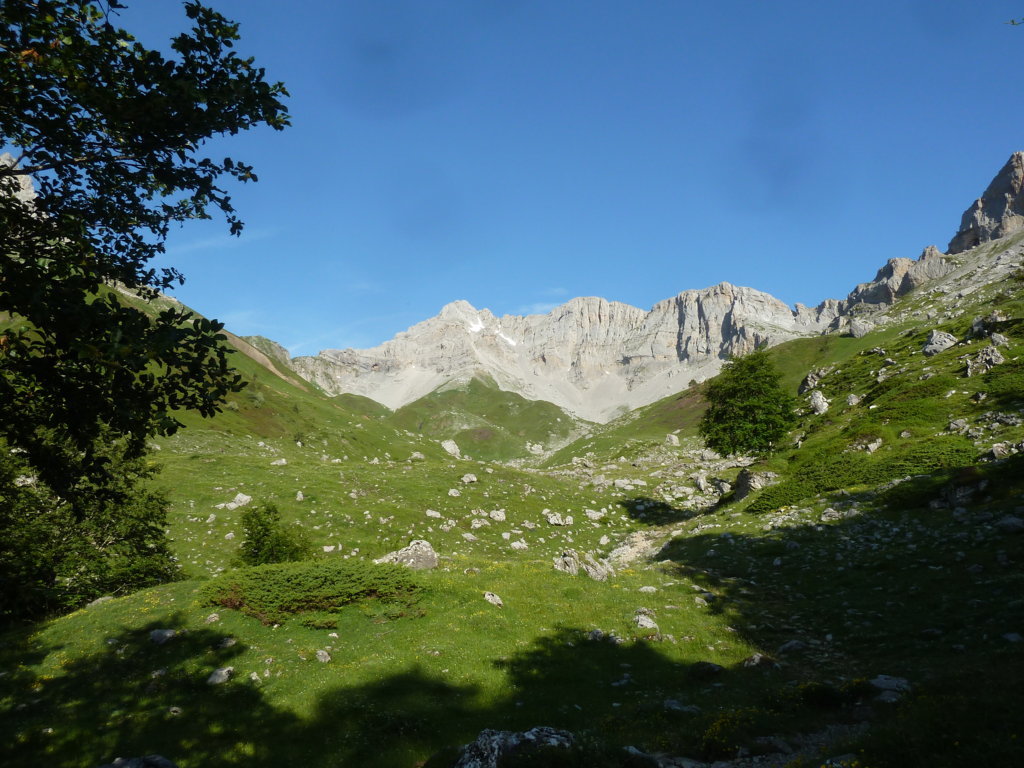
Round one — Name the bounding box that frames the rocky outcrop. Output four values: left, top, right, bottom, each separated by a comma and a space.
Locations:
842, 246, 954, 308
948, 152, 1024, 253
293, 284, 840, 423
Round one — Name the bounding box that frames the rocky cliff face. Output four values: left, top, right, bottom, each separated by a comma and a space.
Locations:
948, 152, 1024, 254
291, 152, 1020, 423
293, 284, 842, 423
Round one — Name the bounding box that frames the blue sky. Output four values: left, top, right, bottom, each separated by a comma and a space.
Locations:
124, 0, 1024, 355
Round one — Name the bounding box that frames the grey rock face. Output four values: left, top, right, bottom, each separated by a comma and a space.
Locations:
948, 152, 1024, 253
292, 284, 839, 423
843, 246, 954, 307
373, 539, 439, 570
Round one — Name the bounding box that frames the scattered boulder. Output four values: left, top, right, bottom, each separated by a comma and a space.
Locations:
799, 367, 830, 393
849, 317, 874, 338
995, 516, 1024, 534
483, 592, 504, 608
809, 390, 830, 415
316, 650, 331, 663
374, 539, 439, 570
733, 469, 780, 501
448, 727, 574, 768
441, 439, 461, 458
409, 451, 426, 461
461, 473, 478, 484
552, 550, 580, 576
270, 458, 287, 466
634, 608, 659, 632
777, 639, 807, 655
965, 345, 1005, 377
846, 393, 861, 406
149, 629, 177, 645
206, 667, 233, 685
664, 432, 680, 447
922, 330, 957, 356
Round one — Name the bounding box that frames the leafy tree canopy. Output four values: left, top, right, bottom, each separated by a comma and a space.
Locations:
0, 0, 289, 506
0, 0, 288, 620
697, 348, 797, 457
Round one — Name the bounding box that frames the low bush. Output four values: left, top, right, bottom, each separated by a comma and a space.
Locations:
203, 559, 423, 624
238, 502, 311, 565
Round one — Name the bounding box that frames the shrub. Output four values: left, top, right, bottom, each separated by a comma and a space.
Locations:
203, 559, 423, 624
237, 502, 311, 565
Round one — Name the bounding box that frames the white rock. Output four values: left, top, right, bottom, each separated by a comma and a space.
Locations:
484, 591, 504, 607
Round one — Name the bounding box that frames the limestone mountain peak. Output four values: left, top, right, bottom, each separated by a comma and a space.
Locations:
948, 151, 1024, 253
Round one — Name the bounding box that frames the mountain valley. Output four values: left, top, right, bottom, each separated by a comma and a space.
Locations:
2, 157, 1024, 768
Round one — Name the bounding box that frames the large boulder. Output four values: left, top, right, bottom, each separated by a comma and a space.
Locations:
733, 469, 780, 501
374, 539, 439, 570
922, 330, 957, 356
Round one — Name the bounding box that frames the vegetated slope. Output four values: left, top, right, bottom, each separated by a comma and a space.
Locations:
387, 374, 588, 462
3, 238, 1024, 767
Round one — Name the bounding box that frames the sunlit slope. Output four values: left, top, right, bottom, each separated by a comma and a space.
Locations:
387, 375, 588, 461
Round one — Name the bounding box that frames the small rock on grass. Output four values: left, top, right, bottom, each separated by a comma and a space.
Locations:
484, 592, 504, 608
206, 667, 233, 685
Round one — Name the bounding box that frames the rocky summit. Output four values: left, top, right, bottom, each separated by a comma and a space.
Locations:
948, 151, 1024, 254
290, 153, 1020, 423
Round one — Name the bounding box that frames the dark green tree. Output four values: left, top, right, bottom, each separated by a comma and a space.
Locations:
698, 348, 797, 456
238, 503, 311, 566
0, 0, 288, 499
0, 0, 289, 619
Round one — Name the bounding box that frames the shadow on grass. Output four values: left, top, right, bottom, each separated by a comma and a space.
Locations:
5, 464, 1024, 768
653, 482, 1024, 767
617, 496, 699, 526
1, 614, 781, 768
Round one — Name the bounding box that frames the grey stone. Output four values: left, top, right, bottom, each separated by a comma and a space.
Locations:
206, 667, 233, 685
97, 756, 178, 768
995, 516, 1024, 534
849, 317, 874, 338
450, 726, 574, 768
441, 439, 461, 458
809, 390, 830, 415
869, 674, 911, 693
777, 639, 808, 654
733, 469, 780, 501
374, 539, 439, 570
316, 649, 331, 663
149, 629, 176, 645
966, 345, 1005, 377
483, 592, 504, 608
923, 330, 957, 356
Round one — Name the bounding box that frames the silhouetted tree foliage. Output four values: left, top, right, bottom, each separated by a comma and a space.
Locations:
0, 0, 289, 620
697, 348, 796, 456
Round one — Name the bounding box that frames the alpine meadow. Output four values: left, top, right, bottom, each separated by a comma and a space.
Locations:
2, 3, 1024, 768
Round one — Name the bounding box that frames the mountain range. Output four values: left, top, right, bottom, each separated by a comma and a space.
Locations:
282, 153, 1024, 423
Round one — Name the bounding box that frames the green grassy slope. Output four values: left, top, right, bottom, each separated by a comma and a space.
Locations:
3, 256, 1024, 767
388, 375, 587, 461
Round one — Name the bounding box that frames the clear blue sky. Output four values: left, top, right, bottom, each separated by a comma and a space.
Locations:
125, 0, 1024, 355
